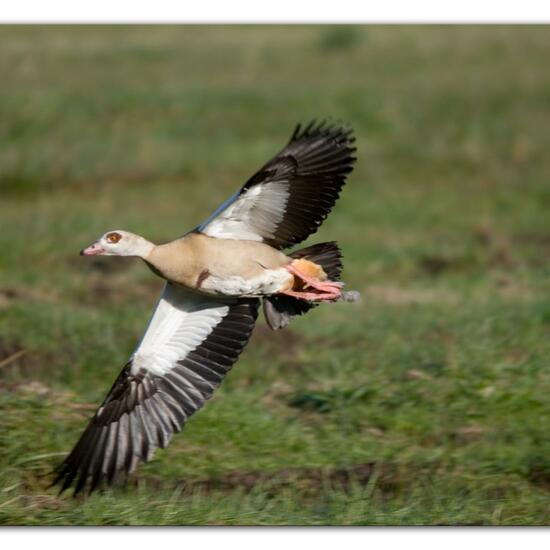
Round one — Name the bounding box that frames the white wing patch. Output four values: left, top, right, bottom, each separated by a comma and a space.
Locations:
131, 284, 230, 377
201, 182, 289, 241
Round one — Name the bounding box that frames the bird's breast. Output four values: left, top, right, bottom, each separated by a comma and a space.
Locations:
198, 268, 293, 298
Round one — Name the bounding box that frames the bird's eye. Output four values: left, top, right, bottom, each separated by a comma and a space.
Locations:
106, 232, 121, 244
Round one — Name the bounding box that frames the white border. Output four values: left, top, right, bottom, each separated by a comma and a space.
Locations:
2, 0, 549, 542
2, 0, 550, 23
1, 529, 549, 549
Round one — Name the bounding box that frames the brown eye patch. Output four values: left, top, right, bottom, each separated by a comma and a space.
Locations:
106, 232, 122, 244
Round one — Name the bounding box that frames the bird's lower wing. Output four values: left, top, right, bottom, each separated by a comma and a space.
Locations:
54, 284, 259, 495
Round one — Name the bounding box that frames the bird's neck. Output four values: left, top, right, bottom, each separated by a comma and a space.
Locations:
141, 238, 197, 286
133, 238, 156, 259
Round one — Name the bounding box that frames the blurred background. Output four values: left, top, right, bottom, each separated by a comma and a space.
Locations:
0, 25, 549, 525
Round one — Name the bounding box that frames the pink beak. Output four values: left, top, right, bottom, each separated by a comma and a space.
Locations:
80, 242, 104, 256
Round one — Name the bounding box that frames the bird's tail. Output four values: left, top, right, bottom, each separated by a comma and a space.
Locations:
262, 242, 359, 330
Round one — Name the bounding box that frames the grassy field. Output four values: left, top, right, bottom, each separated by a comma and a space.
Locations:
1, 25, 550, 525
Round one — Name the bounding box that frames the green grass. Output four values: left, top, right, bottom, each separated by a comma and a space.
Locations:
1, 25, 550, 525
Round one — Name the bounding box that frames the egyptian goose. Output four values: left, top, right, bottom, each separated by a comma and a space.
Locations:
54, 121, 357, 495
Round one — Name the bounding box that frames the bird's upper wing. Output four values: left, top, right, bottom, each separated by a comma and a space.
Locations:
197, 121, 357, 249
54, 284, 259, 495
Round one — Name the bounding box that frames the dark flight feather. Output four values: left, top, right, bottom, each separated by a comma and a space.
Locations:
198, 121, 356, 250
53, 299, 259, 496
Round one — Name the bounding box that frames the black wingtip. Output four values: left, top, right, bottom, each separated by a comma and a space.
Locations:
290, 118, 356, 148
290, 123, 302, 142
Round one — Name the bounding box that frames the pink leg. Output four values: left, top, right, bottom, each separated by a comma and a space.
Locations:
280, 264, 343, 302
281, 289, 340, 302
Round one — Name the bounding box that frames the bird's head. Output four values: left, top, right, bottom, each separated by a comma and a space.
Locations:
80, 230, 154, 258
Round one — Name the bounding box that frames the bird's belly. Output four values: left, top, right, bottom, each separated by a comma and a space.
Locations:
199, 268, 293, 298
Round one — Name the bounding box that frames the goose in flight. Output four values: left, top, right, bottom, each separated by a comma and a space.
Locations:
54, 121, 358, 495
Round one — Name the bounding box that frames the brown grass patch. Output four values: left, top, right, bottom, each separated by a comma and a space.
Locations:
133, 461, 403, 499
419, 255, 453, 276
0, 338, 76, 382
364, 284, 459, 306
0, 339, 29, 372
250, 324, 304, 365
0, 285, 61, 308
